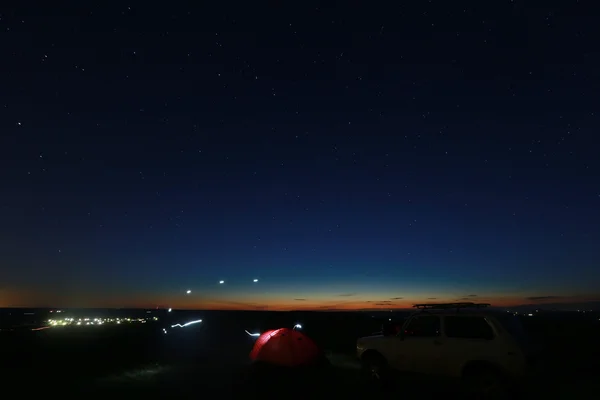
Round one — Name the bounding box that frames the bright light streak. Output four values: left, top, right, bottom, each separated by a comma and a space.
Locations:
186, 290, 191, 294
293, 324, 302, 330
31, 326, 51, 331
168, 308, 172, 312
219, 280, 224, 284
170, 319, 202, 328
245, 330, 260, 337
253, 279, 258, 282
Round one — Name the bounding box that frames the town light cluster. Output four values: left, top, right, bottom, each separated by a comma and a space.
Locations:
47, 316, 159, 327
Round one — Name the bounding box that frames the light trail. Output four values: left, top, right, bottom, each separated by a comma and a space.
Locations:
245, 330, 260, 337
170, 319, 202, 328
31, 326, 51, 331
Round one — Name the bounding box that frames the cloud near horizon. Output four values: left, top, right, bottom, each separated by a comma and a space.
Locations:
337, 293, 356, 297
526, 296, 563, 301
293, 298, 306, 301
454, 296, 484, 301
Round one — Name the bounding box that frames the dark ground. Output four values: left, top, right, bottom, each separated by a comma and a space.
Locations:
1, 309, 599, 398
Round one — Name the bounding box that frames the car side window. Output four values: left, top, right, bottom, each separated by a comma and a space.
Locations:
444, 316, 494, 340
403, 315, 441, 337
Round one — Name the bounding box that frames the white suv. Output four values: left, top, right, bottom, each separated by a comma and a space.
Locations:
356, 303, 533, 395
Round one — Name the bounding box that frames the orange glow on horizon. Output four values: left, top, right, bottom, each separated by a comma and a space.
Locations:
1, 288, 595, 311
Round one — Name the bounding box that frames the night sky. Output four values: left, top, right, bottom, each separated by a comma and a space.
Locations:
1, 2, 599, 310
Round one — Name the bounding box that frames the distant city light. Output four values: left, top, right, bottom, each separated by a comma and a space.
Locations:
219, 280, 224, 284
186, 289, 191, 294
45, 316, 156, 327
253, 279, 258, 282
168, 308, 172, 312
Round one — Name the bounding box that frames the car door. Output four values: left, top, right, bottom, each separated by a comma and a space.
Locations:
391, 315, 442, 375
435, 315, 498, 377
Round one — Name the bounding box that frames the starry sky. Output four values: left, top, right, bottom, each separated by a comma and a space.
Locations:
1, 1, 599, 310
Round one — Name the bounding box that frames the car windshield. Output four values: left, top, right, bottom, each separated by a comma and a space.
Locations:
494, 314, 529, 344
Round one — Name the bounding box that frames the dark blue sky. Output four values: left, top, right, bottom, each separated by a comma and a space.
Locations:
1, 1, 599, 310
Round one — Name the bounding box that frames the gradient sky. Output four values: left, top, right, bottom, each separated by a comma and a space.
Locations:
1, 2, 599, 310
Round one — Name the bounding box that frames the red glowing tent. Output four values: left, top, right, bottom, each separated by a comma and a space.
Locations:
249, 328, 321, 367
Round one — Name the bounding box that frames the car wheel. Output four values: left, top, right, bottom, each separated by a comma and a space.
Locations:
462, 367, 508, 399
361, 352, 389, 384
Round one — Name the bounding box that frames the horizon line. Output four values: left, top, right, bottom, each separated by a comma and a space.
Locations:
2, 304, 597, 312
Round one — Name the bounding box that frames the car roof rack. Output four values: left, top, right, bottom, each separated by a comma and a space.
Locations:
412, 302, 491, 312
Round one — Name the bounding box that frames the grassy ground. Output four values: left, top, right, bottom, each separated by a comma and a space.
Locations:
2, 310, 599, 398
88, 354, 600, 399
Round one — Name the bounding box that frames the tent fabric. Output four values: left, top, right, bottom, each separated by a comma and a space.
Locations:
249, 328, 321, 367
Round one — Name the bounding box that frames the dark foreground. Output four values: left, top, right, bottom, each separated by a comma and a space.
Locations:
1, 309, 599, 398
